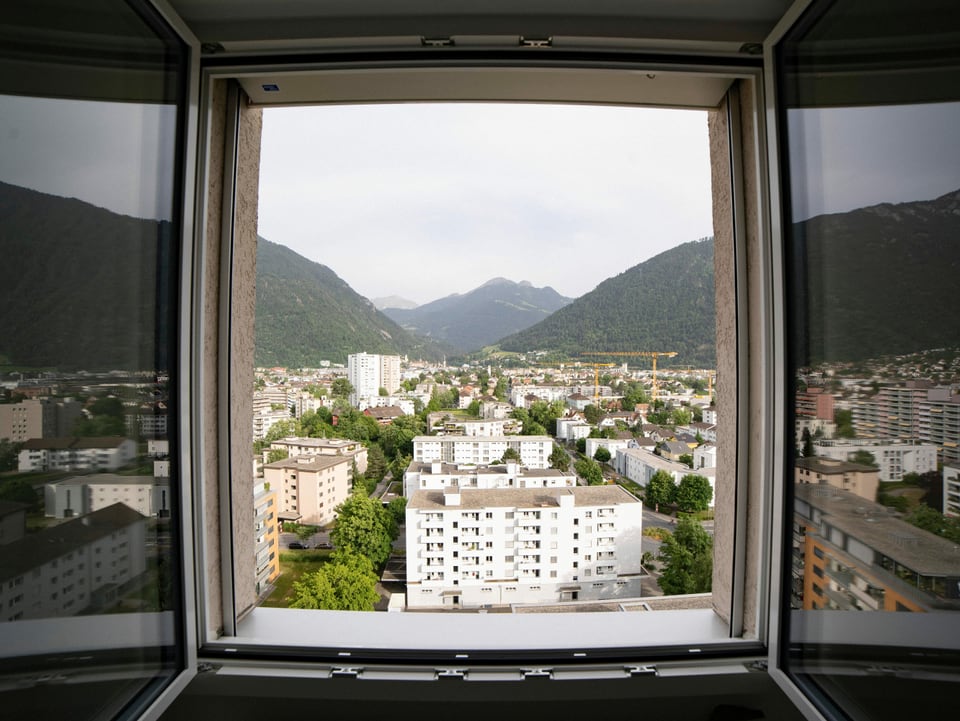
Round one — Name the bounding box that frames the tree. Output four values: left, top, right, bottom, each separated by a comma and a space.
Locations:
675, 474, 713, 513
290, 550, 380, 611
574, 457, 604, 485
331, 377, 354, 399
678, 453, 693, 468
386, 497, 407, 527
266, 448, 289, 464
645, 470, 677, 511
466, 399, 481, 417
0, 439, 20, 472
593, 446, 611, 463
575, 438, 586, 454
378, 386, 389, 396
330, 490, 396, 567
834, 408, 856, 438
501, 447, 521, 463
849, 450, 877, 467
549, 444, 570, 472
365, 444, 388, 482
801, 428, 815, 458
583, 404, 602, 425
658, 516, 713, 595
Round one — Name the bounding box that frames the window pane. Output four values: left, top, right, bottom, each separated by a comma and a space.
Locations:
0, 1, 187, 718
778, 0, 960, 717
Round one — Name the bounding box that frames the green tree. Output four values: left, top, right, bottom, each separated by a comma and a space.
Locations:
0, 439, 21, 472
0, 478, 39, 511
549, 444, 570, 472
330, 490, 396, 567
331, 377, 354, 399
365, 444, 388, 482
678, 453, 693, 468
386, 497, 407, 527
658, 516, 713, 595
389, 452, 412, 484
466, 399, 481, 417
378, 386, 389, 396
583, 404, 602, 425
574, 457, 604, 485
295, 523, 318, 542
290, 550, 380, 611
379, 414, 424, 458
266, 448, 289, 464
593, 446, 611, 463
675, 473, 713, 513
669, 407, 692, 426
801, 428, 815, 457
849, 450, 877, 467
645, 470, 677, 511
575, 438, 586, 454
834, 408, 856, 438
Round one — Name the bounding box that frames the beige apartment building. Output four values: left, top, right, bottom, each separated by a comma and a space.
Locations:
263, 454, 353, 526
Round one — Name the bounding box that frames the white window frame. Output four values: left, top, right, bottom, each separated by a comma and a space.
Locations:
189, 47, 783, 674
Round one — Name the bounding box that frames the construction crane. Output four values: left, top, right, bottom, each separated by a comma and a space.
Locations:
580, 361, 617, 406
581, 351, 679, 403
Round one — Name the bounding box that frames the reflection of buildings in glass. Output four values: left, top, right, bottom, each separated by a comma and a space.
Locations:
18, 436, 137, 473
813, 438, 937, 484
405, 485, 644, 609
45, 474, 170, 519
945, 465, 960, 518
792, 484, 960, 612
0, 397, 83, 442
0, 503, 148, 621
795, 456, 879, 502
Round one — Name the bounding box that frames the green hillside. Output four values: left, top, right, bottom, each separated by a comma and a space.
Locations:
496, 237, 716, 368
255, 237, 449, 367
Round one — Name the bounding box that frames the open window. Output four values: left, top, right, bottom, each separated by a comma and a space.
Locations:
192, 46, 776, 669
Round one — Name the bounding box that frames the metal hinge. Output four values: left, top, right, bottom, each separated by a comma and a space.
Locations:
626, 665, 657, 676
519, 36, 553, 48
422, 36, 455, 47
521, 668, 553, 679
436, 668, 468, 680
330, 666, 361, 678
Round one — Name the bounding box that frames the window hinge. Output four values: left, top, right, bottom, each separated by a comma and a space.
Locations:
519, 36, 553, 48
435, 668, 468, 680
746, 660, 768, 673
626, 665, 657, 676
330, 666, 361, 678
521, 668, 553, 679
197, 662, 220, 675
421, 36, 455, 48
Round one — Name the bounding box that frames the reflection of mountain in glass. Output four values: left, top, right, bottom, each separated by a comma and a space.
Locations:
0, 182, 174, 372
791, 189, 960, 365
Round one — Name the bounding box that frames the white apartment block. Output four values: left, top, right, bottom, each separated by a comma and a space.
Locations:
426, 413, 509, 436
19, 437, 137, 473
555, 417, 592, 441
585, 437, 632, 461
693, 443, 717, 471
508, 385, 569, 406
0, 503, 147, 621
348, 352, 401, 406
615, 447, 689, 487
44, 474, 171, 519
412, 435, 553, 469
404, 485, 644, 609
267, 436, 368, 474
702, 406, 718, 425
359, 395, 417, 415
403, 460, 576, 497
252, 408, 291, 441
945, 465, 960, 518
263, 454, 353, 526
481, 401, 514, 420
813, 438, 938, 483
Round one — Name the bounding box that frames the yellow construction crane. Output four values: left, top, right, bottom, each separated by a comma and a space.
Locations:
581, 351, 679, 403
582, 362, 617, 406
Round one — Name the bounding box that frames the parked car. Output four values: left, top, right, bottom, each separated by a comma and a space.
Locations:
288, 541, 308, 549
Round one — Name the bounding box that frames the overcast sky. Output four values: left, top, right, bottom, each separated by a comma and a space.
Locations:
257, 103, 714, 305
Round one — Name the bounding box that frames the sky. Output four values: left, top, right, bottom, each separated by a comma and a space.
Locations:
256, 103, 715, 305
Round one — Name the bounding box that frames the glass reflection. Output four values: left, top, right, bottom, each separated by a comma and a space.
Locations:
0, 0, 185, 718
780, 0, 960, 718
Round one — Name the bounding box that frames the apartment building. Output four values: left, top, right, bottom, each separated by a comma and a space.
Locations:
944, 465, 960, 518
918, 388, 960, 465
795, 387, 835, 421
0, 503, 148, 622
45, 474, 171, 519
263, 454, 352, 526
615, 447, 690, 487
403, 460, 576, 497
412, 435, 553, 468
793, 484, 960, 612
813, 438, 938, 483
18, 436, 137, 473
405, 485, 643, 609
794, 457, 880, 503
267, 436, 368, 474
347, 352, 401, 406
425, 413, 514, 436
0, 397, 82, 442
555, 417, 592, 442
584, 436, 632, 461
253, 481, 280, 597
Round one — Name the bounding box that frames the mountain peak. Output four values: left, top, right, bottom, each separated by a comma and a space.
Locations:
479, 277, 514, 288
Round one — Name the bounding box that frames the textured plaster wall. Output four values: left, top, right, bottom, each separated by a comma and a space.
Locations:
202, 81, 262, 633
708, 78, 763, 638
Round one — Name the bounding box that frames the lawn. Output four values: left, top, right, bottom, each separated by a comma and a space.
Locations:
260, 550, 332, 608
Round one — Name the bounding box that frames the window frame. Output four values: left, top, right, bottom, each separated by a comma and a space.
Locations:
191, 48, 777, 672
